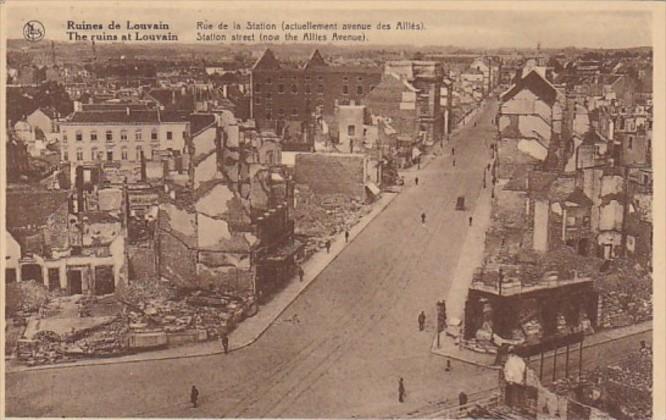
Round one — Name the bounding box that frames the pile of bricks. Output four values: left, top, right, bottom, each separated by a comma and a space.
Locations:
294, 186, 370, 257
596, 262, 652, 329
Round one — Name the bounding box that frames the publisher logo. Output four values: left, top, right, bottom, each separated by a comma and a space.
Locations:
23, 20, 45, 42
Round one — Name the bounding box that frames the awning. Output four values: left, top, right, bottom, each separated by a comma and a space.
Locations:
365, 182, 381, 197
264, 240, 303, 262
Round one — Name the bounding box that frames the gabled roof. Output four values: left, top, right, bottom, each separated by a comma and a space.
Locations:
189, 113, 217, 137
252, 49, 281, 71
303, 49, 327, 70
501, 70, 558, 106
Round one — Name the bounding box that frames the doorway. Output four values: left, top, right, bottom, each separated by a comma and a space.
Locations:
94, 265, 115, 295
48, 268, 60, 291
67, 269, 83, 294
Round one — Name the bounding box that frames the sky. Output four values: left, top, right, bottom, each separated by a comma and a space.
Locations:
3, 1, 654, 49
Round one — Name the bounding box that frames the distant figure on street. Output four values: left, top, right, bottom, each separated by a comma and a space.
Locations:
452, 159, 456, 167
220, 333, 229, 354
469, 216, 473, 226
487, 163, 491, 171
415, 176, 419, 185
345, 230, 350, 243
398, 377, 406, 403
418, 311, 426, 331
191, 385, 199, 408
298, 265, 304, 282
421, 212, 426, 225
452, 147, 455, 156
325, 240, 331, 253
459, 391, 468, 407
446, 359, 452, 372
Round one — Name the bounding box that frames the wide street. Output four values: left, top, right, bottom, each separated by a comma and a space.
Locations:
6, 99, 499, 418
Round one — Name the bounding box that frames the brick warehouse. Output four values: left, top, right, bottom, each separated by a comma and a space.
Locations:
250, 49, 382, 150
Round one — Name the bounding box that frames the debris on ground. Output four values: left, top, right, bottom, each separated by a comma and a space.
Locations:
294, 185, 371, 258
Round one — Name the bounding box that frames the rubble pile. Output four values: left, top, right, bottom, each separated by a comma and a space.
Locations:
294, 186, 370, 257
14, 280, 51, 314
17, 330, 75, 366
595, 262, 652, 329
64, 317, 128, 356
548, 350, 652, 420
125, 289, 255, 339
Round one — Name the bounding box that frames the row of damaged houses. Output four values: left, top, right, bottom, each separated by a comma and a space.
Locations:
6, 104, 298, 303
463, 57, 652, 349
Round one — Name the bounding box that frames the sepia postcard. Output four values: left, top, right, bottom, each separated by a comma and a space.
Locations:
1, 1, 664, 418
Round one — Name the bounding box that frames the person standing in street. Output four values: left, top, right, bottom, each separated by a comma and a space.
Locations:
469, 216, 473, 226
345, 229, 350, 243
190, 385, 199, 408
221, 333, 229, 354
451, 147, 455, 156
398, 377, 406, 403
325, 239, 331, 253
298, 265, 304, 282
421, 212, 426, 225
418, 311, 426, 331
452, 159, 456, 167
415, 176, 419, 185
459, 391, 468, 407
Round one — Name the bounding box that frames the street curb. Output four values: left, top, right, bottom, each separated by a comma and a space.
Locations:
6, 192, 401, 375
430, 324, 653, 370
7, 99, 493, 375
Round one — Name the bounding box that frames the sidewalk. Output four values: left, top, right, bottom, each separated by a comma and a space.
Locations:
431, 319, 653, 369
6, 192, 399, 374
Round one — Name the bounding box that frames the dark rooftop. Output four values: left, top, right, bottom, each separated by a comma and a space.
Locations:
501, 70, 558, 106
65, 110, 189, 124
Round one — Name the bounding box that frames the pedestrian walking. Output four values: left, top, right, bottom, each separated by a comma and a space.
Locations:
452, 159, 456, 167
325, 239, 331, 253
459, 391, 468, 407
221, 333, 229, 354
418, 311, 426, 331
468, 216, 473, 226
190, 385, 199, 408
415, 176, 419, 185
446, 359, 452, 372
345, 230, 350, 243
451, 147, 455, 156
421, 212, 426, 225
298, 265, 304, 282
398, 377, 406, 403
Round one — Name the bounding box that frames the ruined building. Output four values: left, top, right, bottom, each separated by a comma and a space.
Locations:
156, 111, 300, 301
